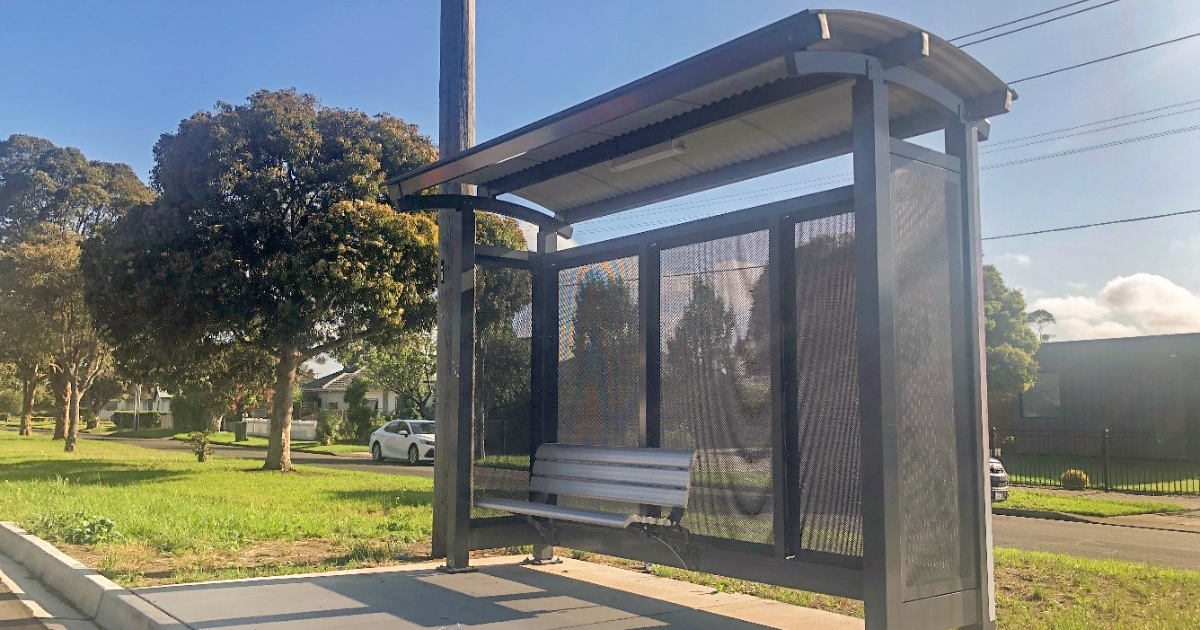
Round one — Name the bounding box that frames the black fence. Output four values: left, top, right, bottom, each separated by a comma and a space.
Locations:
993, 428, 1200, 495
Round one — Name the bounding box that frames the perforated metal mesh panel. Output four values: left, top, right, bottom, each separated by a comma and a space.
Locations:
892, 163, 966, 588
557, 256, 641, 513
794, 213, 862, 557
472, 264, 534, 517
660, 230, 773, 545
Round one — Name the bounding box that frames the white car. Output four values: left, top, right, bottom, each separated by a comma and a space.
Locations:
370, 419, 435, 465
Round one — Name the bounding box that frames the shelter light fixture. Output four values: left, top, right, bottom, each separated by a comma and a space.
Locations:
610, 139, 686, 172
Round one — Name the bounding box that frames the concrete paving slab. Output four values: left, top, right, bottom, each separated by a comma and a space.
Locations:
136, 556, 862, 629
0, 552, 98, 630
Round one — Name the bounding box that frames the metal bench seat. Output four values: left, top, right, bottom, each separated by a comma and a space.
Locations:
475, 443, 696, 529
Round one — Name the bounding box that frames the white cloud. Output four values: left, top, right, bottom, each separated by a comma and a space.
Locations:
1031, 273, 1200, 340
1065, 281, 1088, 291
990, 252, 1031, 266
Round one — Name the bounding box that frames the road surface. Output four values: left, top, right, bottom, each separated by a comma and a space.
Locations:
58, 433, 1200, 569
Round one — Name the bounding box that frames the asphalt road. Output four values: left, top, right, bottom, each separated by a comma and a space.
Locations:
83, 433, 436, 478
60, 433, 1200, 569
992, 514, 1200, 570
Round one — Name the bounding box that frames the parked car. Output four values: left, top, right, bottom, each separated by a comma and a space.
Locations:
990, 457, 1009, 503
370, 419, 435, 465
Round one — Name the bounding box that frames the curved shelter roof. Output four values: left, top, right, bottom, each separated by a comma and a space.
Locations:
388, 9, 1014, 224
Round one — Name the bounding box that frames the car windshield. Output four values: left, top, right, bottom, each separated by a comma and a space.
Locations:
408, 421, 435, 435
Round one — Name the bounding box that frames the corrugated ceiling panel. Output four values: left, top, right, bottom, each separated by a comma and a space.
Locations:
739, 82, 853, 147
673, 118, 789, 173
590, 99, 701, 138
517, 170, 623, 211
575, 152, 700, 195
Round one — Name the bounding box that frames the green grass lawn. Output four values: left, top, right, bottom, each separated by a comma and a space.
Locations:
169, 431, 367, 455
0, 432, 430, 586
645, 548, 1200, 629
1002, 489, 1189, 517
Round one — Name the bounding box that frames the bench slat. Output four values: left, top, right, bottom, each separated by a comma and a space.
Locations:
536, 444, 694, 469
533, 460, 690, 489
475, 498, 632, 528
530, 476, 688, 508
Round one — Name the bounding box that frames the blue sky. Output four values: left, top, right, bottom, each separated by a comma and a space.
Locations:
4, 0, 1200, 347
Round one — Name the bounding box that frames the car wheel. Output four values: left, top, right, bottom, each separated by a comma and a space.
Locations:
408, 444, 420, 465
371, 443, 384, 462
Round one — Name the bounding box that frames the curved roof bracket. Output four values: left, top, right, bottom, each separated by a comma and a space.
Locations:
390, 194, 573, 237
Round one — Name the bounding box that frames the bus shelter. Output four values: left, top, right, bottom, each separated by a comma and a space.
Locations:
388, 10, 1014, 629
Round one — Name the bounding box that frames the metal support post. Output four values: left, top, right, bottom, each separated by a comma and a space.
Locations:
853, 71, 902, 630
529, 226, 558, 563
436, 206, 476, 572
947, 118, 997, 630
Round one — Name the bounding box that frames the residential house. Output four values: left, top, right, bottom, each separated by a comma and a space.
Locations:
302, 369, 402, 415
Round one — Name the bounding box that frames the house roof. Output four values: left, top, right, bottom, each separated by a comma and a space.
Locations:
303, 369, 360, 392
387, 9, 1013, 224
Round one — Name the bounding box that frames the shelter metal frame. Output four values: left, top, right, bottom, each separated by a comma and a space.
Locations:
389, 10, 1011, 629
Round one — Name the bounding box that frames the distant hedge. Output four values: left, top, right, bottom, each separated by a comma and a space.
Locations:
112, 411, 162, 429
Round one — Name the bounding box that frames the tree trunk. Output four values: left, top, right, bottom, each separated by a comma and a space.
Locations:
65, 378, 82, 452
18, 364, 38, 436
52, 376, 70, 441
264, 349, 300, 471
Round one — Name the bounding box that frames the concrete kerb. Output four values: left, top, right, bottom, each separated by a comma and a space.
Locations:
0, 522, 189, 630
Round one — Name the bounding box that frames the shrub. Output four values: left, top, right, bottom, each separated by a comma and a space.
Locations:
314, 409, 346, 446
111, 411, 162, 430
1061, 468, 1090, 490
188, 431, 213, 462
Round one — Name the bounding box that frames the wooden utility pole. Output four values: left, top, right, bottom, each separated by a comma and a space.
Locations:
433, 0, 475, 560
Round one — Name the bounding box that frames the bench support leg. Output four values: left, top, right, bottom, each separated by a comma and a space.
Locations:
525, 543, 561, 565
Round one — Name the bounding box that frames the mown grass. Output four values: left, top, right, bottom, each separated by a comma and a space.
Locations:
645, 548, 1200, 628
0, 432, 430, 586
475, 454, 530, 470
1002, 489, 1188, 517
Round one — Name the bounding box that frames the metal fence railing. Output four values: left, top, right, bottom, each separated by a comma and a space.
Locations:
993, 428, 1200, 495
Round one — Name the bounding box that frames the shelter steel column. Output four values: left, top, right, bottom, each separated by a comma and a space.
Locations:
947, 119, 997, 630
852, 71, 903, 630
529, 226, 558, 563
435, 206, 475, 571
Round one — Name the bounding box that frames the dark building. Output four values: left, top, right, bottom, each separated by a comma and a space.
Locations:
1003, 333, 1200, 461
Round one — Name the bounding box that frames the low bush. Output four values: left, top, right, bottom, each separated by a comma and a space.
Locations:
1061, 468, 1090, 490
314, 409, 346, 446
111, 411, 162, 430
187, 431, 213, 462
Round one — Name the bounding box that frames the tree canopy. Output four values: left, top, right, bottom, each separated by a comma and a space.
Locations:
983, 264, 1042, 407
83, 89, 440, 470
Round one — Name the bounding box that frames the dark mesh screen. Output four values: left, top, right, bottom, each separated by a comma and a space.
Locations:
660, 231, 773, 545
472, 264, 534, 517
556, 256, 641, 513
794, 213, 862, 557
892, 164, 966, 588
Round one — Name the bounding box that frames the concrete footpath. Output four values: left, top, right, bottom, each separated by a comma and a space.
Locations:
0, 518, 860, 630
136, 556, 861, 629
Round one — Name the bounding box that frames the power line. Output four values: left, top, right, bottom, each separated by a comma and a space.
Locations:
981, 122, 1200, 169
957, 0, 1124, 48
948, 0, 1094, 42
987, 96, 1200, 147
984, 207, 1200, 240
1009, 31, 1200, 84
981, 104, 1200, 154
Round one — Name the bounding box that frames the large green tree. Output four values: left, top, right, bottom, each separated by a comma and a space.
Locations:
84, 90, 439, 470
0, 135, 151, 440
982, 264, 1042, 413
0, 226, 111, 451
